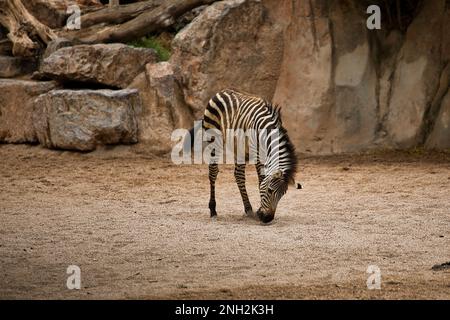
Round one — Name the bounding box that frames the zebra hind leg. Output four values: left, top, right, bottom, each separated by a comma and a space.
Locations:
208, 163, 219, 218
234, 164, 253, 217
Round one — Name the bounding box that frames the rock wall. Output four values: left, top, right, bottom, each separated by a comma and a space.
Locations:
384, 0, 449, 149
39, 44, 158, 88
269, 0, 450, 154
0, 79, 59, 143
0, 0, 448, 154
168, 0, 448, 154
128, 62, 194, 153
171, 0, 284, 118
1, 44, 146, 152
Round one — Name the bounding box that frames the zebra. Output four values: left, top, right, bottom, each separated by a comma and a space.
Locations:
187, 89, 299, 223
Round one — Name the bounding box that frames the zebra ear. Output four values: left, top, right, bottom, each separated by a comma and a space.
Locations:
288, 177, 295, 186
273, 170, 283, 179
288, 177, 303, 190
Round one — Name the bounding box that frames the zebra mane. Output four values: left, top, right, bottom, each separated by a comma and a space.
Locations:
264, 102, 297, 184
278, 125, 297, 184
265, 102, 282, 124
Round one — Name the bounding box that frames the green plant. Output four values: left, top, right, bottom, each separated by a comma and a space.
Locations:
128, 36, 171, 61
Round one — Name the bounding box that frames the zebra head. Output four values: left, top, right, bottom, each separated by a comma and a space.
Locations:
256, 169, 290, 223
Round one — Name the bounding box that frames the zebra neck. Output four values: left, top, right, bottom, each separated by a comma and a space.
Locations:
264, 141, 286, 175
256, 127, 285, 174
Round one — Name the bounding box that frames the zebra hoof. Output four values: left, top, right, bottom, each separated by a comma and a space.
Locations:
244, 209, 254, 217
210, 215, 217, 221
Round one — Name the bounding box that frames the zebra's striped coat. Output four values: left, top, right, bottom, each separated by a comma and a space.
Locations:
201, 89, 298, 223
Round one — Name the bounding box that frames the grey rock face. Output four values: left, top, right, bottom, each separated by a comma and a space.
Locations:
269, 0, 450, 154
426, 91, 450, 149
33, 89, 140, 151
171, 0, 284, 118
0, 79, 59, 143
128, 62, 193, 152
39, 43, 158, 88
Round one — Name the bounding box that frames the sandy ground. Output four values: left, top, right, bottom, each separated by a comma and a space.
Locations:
0, 144, 449, 300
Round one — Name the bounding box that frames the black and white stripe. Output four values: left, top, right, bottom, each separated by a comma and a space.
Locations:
201, 89, 298, 223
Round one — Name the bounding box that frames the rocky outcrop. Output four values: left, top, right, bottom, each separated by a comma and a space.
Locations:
426, 91, 450, 149
171, 0, 284, 118
329, 1, 379, 153
39, 44, 158, 88
167, 0, 450, 153
384, 0, 449, 148
268, 0, 450, 154
42, 37, 73, 59
272, 1, 384, 153
227, 0, 381, 154
0, 79, 59, 143
272, 1, 334, 154
128, 62, 193, 152
33, 89, 140, 151
1, 0, 448, 154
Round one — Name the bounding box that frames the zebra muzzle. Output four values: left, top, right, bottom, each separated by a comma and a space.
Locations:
256, 208, 275, 224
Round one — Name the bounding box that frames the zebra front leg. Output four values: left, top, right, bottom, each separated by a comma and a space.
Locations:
234, 164, 253, 216
208, 163, 219, 218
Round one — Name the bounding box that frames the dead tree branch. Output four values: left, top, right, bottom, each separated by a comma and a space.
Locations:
0, 0, 57, 56
62, 0, 216, 44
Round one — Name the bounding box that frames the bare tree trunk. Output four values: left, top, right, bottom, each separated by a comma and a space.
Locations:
0, 0, 57, 56
0, 0, 216, 56
63, 0, 216, 44
81, 0, 164, 28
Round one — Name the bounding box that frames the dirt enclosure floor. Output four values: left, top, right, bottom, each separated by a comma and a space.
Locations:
1, 144, 450, 299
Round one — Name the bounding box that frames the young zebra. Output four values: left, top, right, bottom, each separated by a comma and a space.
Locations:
190, 89, 299, 223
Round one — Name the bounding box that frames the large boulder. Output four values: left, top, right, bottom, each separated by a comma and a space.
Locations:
128, 62, 193, 152
33, 89, 140, 151
0, 79, 59, 143
39, 44, 158, 88
171, 0, 284, 118
376, 30, 405, 146
42, 38, 73, 59
327, 1, 379, 153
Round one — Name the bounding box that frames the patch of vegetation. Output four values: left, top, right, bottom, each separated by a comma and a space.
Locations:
403, 146, 425, 156
128, 36, 171, 61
